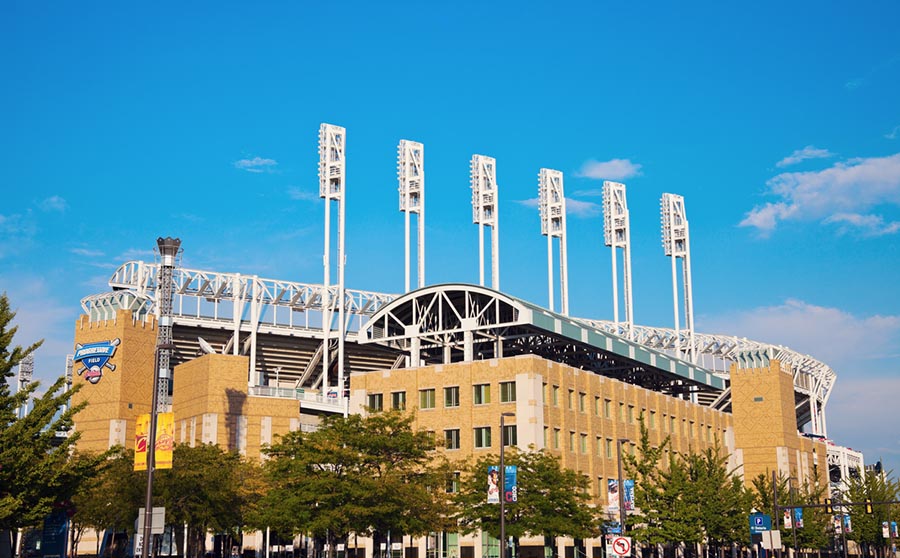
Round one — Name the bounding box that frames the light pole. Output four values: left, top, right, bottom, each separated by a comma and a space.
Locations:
499, 412, 515, 558
616, 438, 629, 534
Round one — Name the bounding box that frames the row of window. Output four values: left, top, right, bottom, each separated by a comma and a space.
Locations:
444, 425, 518, 450
367, 382, 517, 411
542, 384, 718, 440
543, 428, 638, 458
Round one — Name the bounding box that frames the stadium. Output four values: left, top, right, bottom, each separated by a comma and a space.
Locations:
60, 124, 865, 558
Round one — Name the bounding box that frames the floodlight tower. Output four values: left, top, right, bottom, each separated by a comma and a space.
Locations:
602, 181, 634, 338
471, 155, 500, 290
64, 354, 73, 413
398, 140, 425, 292
538, 168, 569, 315
660, 193, 696, 364
17, 353, 34, 419
319, 123, 347, 406
155, 236, 180, 412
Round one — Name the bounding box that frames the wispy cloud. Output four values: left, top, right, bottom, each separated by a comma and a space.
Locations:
116, 248, 156, 261
575, 158, 642, 181
845, 53, 900, 91
0, 212, 37, 259
287, 186, 319, 201
823, 213, 900, 237
886, 125, 900, 140
515, 198, 539, 209
70, 247, 105, 257
572, 189, 604, 197
566, 198, 601, 218
39, 195, 68, 212
234, 156, 278, 173
775, 146, 833, 168
700, 299, 900, 369
740, 152, 900, 236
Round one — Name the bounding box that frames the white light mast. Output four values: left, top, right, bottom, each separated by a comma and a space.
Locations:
660, 193, 696, 363
17, 353, 34, 419
471, 155, 500, 290
602, 181, 634, 338
319, 123, 347, 411
398, 140, 425, 292
538, 168, 569, 315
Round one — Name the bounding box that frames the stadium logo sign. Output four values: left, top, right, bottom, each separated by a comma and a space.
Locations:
74, 338, 121, 384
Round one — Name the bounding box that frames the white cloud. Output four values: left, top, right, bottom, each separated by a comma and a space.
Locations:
700, 299, 900, 369
775, 146, 833, 168
39, 195, 68, 212
823, 213, 900, 237
116, 248, 156, 261
566, 198, 602, 218
70, 247, 105, 257
287, 186, 318, 201
740, 153, 900, 234
572, 189, 604, 197
575, 158, 642, 181
234, 156, 278, 173
515, 198, 540, 209
886, 125, 900, 140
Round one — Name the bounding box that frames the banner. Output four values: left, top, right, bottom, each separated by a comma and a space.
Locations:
608, 479, 634, 511
488, 466, 500, 503
624, 479, 635, 511
884, 522, 891, 539
844, 515, 852, 533
783, 509, 792, 529
794, 507, 803, 529
892, 521, 898, 538
134, 412, 175, 471
504, 465, 518, 503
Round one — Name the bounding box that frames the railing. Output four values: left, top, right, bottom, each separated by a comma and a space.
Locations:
248, 385, 344, 408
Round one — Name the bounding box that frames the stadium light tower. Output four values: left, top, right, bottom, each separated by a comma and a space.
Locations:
660, 193, 696, 364
319, 123, 347, 413
471, 155, 500, 290
538, 168, 569, 315
602, 181, 634, 338
16, 353, 34, 419
398, 140, 425, 292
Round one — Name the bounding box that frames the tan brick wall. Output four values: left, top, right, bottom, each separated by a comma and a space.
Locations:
71, 310, 158, 453
349, 354, 735, 506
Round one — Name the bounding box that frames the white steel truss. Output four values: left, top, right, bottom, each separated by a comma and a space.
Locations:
398, 140, 425, 292
319, 123, 348, 409
539, 168, 569, 315
471, 155, 500, 290
603, 181, 634, 338
827, 444, 865, 495
661, 193, 696, 363
17, 353, 34, 419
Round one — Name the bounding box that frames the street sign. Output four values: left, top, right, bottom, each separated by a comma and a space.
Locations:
761, 530, 782, 550
749, 513, 772, 534
136, 507, 166, 535
606, 536, 632, 557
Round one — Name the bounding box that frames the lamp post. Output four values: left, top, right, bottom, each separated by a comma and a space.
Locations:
616, 438, 629, 534
499, 412, 515, 558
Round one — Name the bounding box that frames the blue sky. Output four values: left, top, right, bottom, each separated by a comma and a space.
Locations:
2, 1, 899, 474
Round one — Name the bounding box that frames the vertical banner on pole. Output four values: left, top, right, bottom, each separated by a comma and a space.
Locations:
623, 480, 635, 511
135, 412, 175, 471
793, 508, 803, 529
844, 515, 852, 533
135, 413, 150, 471
487, 466, 500, 504
504, 465, 518, 503
607, 480, 619, 511
783, 510, 793, 530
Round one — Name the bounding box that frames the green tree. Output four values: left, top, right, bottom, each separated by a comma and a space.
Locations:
683, 447, 751, 552
260, 410, 450, 557
623, 415, 671, 547
453, 446, 599, 557
844, 469, 900, 554
1, 293, 104, 550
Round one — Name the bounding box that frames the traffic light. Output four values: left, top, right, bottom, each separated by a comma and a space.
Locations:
865, 498, 874, 514
825, 498, 834, 514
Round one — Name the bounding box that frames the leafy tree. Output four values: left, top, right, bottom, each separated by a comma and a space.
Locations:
654, 453, 704, 548
843, 469, 900, 554
1, 292, 104, 553
155, 444, 262, 558
749, 472, 790, 519
260, 410, 450, 558
453, 446, 599, 556
790, 478, 830, 552
623, 415, 671, 546
682, 447, 751, 552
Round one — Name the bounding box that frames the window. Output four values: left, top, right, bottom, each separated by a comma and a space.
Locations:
500, 381, 516, 403
597, 477, 605, 497
690, 421, 695, 438
391, 391, 406, 411
671, 416, 677, 433
596, 436, 603, 456
605, 438, 613, 459
444, 386, 460, 408
619, 403, 625, 421
445, 429, 460, 450
580, 433, 588, 454
367, 393, 383, 411
446, 472, 461, 493
604, 399, 612, 418
594, 396, 601, 416
579, 392, 586, 413
649, 411, 657, 429
568, 431, 575, 451
628, 405, 635, 424
542, 383, 548, 404
553, 428, 560, 449
629, 443, 636, 456
473, 384, 491, 405
474, 426, 492, 448
552, 385, 560, 406
567, 389, 575, 409
502, 424, 517, 447
543, 427, 548, 447
419, 388, 436, 409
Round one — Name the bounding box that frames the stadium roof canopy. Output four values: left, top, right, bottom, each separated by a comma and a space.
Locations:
359, 283, 725, 397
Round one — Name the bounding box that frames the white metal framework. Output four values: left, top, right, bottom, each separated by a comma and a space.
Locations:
319, 123, 348, 406
827, 443, 864, 495
471, 155, 500, 290
661, 193, 696, 363
398, 140, 425, 292
17, 353, 33, 419
602, 181, 634, 338
539, 168, 569, 315
154, 237, 180, 410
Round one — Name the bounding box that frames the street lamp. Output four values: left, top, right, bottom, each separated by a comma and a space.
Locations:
499, 412, 515, 558
616, 438, 629, 534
